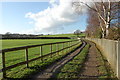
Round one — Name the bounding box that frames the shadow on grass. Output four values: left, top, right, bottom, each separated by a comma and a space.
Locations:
5, 43, 83, 79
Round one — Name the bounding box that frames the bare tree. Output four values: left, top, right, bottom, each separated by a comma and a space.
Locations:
72, 0, 119, 38
86, 8, 102, 38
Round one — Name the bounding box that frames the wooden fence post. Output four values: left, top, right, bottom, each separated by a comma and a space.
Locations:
57, 44, 59, 55
72, 41, 73, 48
69, 42, 70, 52
50, 44, 52, 58
65, 42, 67, 53
2, 52, 6, 79
71, 41, 72, 50
25, 48, 29, 68
62, 43, 64, 54
56, 44, 58, 56
70, 42, 71, 50
67, 42, 69, 53
40, 46, 43, 62
64, 42, 66, 53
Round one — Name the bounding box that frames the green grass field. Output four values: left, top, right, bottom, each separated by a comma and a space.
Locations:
1, 39, 73, 49
39, 33, 85, 38
0, 39, 81, 78
1, 39, 73, 67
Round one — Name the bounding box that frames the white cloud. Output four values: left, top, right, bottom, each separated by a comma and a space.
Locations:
25, 0, 86, 34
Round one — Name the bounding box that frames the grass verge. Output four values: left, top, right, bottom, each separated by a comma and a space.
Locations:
55, 44, 90, 79
95, 44, 118, 79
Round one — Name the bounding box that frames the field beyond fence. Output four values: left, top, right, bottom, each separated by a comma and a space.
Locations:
86, 38, 120, 79
0, 39, 81, 79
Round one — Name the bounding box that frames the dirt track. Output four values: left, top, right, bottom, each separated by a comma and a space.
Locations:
79, 41, 99, 78
31, 41, 86, 80
29, 40, 117, 79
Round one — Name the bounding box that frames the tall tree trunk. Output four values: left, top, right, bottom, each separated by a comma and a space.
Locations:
102, 30, 106, 38
105, 0, 111, 37
106, 12, 111, 37
106, 23, 110, 37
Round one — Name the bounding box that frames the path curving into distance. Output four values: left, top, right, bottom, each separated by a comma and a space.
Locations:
79, 41, 99, 78
31, 40, 86, 80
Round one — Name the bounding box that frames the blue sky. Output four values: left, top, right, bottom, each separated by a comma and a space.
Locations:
0, 1, 88, 34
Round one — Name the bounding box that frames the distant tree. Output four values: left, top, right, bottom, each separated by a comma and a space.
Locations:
74, 29, 81, 37
5, 32, 12, 38
5, 32, 11, 35
39, 34, 43, 36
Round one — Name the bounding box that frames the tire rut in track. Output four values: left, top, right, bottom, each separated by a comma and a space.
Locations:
31, 41, 86, 80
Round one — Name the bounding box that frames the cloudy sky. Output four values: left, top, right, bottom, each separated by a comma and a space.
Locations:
0, 0, 88, 34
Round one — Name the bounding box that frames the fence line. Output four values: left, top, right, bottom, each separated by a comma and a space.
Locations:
0, 40, 80, 78
86, 38, 120, 79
